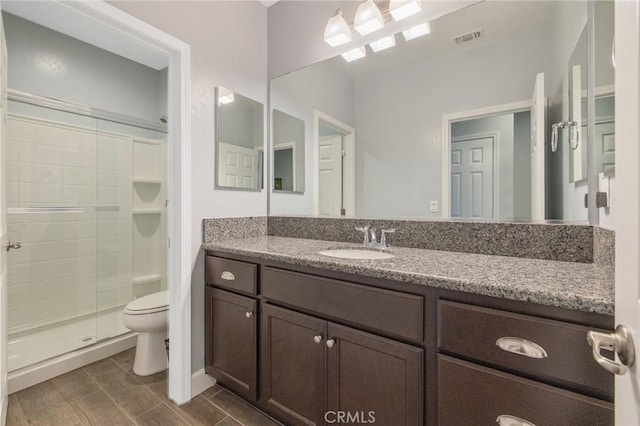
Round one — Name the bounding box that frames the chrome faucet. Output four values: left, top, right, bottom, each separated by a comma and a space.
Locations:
355, 225, 396, 249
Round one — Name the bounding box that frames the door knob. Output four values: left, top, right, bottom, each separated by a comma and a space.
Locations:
5, 240, 21, 251
313, 335, 323, 344
326, 339, 335, 348
587, 324, 636, 375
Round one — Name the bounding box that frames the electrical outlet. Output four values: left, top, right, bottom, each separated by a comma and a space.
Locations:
430, 201, 439, 213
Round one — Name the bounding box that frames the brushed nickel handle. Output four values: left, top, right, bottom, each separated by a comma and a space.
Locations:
245, 311, 253, 319
496, 414, 536, 426
587, 324, 636, 375
496, 337, 548, 359
5, 241, 21, 252
313, 335, 323, 344
220, 271, 235, 281
326, 339, 335, 348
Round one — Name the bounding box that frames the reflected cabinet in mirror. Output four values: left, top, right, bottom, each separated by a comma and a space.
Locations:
215, 86, 264, 190
273, 109, 305, 192
269, 0, 614, 222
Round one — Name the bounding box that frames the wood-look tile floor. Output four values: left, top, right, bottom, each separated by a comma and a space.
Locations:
7, 349, 282, 426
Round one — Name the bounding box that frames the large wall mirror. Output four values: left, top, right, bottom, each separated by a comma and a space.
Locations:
273, 109, 305, 192
215, 86, 264, 190
269, 0, 613, 222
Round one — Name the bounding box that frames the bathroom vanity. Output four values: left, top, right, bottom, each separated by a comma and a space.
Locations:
202, 236, 614, 426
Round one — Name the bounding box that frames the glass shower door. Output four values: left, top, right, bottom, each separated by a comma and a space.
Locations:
6, 101, 100, 371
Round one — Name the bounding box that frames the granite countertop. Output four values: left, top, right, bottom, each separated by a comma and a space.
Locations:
202, 236, 614, 316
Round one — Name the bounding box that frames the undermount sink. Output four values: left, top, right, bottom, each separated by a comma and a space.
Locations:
318, 248, 396, 260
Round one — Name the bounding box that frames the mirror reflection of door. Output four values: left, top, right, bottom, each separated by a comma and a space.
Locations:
450, 111, 532, 220
318, 122, 344, 216
272, 109, 305, 192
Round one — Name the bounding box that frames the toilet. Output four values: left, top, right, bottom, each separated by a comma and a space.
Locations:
123, 290, 169, 376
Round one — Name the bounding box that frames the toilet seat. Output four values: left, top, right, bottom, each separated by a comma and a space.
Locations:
125, 290, 168, 315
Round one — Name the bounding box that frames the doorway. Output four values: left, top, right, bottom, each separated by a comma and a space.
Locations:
314, 111, 355, 216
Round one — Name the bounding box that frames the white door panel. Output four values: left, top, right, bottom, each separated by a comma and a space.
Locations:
451, 137, 493, 218
318, 135, 342, 216
218, 142, 259, 190
0, 11, 7, 424
595, 121, 615, 174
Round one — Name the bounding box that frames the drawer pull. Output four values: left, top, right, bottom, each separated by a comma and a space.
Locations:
220, 271, 235, 281
496, 337, 548, 359
496, 414, 536, 426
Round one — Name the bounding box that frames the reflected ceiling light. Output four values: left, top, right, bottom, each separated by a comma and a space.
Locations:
402, 22, 430, 41
354, 0, 384, 36
389, 0, 422, 21
341, 46, 366, 62
324, 9, 352, 47
218, 87, 235, 105
370, 35, 396, 53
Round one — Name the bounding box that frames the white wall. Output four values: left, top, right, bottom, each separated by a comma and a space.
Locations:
109, 1, 268, 373
3, 13, 165, 123
270, 58, 354, 215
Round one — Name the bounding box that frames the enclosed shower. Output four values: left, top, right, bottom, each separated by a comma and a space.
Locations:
6, 95, 167, 373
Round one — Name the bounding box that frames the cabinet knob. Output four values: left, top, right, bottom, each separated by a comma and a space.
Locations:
326, 339, 335, 348
313, 335, 323, 344
245, 311, 253, 318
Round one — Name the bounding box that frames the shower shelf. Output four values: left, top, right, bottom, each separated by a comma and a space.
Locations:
133, 274, 162, 285
133, 178, 162, 184
133, 209, 162, 215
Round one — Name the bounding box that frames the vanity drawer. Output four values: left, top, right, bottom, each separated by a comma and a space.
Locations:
438, 300, 613, 399
205, 256, 257, 295
262, 266, 423, 343
438, 355, 613, 426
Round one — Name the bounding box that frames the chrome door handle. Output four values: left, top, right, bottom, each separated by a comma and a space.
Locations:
5, 240, 21, 251
313, 335, 323, 344
587, 324, 636, 375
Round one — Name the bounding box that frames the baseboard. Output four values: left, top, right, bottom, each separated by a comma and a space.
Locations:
191, 368, 216, 398
8, 334, 137, 394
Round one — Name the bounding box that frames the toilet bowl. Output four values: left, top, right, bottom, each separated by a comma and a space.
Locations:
123, 290, 168, 376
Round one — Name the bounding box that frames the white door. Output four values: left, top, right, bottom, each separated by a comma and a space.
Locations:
217, 142, 259, 189
0, 11, 7, 424
611, 1, 640, 423
318, 135, 342, 216
595, 121, 615, 174
450, 137, 494, 218
530, 72, 545, 220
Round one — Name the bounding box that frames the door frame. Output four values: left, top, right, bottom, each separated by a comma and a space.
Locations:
441, 100, 531, 218
313, 110, 355, 216
450, 131, 500, 218
0, 1, 193, 404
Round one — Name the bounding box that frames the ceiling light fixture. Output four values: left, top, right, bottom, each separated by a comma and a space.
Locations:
354, 0, 384, 36
370, 35, 396, 53
341, 46, 367, 62
324, 9, 352, 47
389, 0, 422, 21
402, 22, 431, 41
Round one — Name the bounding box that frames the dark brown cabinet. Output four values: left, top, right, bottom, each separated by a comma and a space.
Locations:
261, 304, 424, 426
205, 287, 258, 402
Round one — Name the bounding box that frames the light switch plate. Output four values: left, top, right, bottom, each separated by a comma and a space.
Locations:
430, 201, 439, 213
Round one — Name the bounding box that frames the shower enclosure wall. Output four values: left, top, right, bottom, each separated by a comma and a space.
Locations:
6, 98, 167, 372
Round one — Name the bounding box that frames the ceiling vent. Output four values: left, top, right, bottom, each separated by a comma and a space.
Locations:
455, 29, 483, 44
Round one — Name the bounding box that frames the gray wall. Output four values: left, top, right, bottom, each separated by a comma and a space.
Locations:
273, 110, 305, 191
110, 1, 268, 374
274, 149, 294, 191
3, 13, 166, 122
218, 98, 263, 149
513, 111, 532, 219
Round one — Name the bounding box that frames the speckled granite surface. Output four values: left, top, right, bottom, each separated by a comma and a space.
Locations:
267, 216, 594, 263
594, 227, 615, 272
203, 217, 267, 243
202, 236, 614, 316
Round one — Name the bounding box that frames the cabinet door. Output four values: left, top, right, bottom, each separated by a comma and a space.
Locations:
205, 287, 257, 401
326, 323, 424, 426
261, 304, 325, 426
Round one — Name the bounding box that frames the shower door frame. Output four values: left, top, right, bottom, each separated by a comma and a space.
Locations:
0, 0, 193, 405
